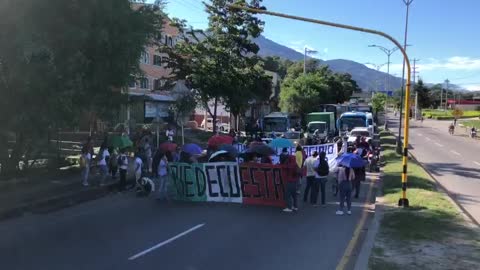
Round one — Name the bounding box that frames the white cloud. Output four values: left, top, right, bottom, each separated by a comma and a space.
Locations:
463, 84, 480, 91
417, 56, 480, 71
323, 48, 329, 54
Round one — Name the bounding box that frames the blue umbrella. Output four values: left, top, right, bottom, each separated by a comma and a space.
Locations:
335, 153, 366, 168
182, 143, 203, 155
269, 138, 294, 148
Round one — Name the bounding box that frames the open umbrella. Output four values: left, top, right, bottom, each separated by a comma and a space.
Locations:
248, 140, 265, 148
182, 143, 203, 155
159, 142, 177, 153
207, 134, 234, 149
209, 150, 229, 162
218, 144, 239, 157
250, 144, 275, 156
335, 153, 366, 168
109, 135, 133, 149
269, 138, 294, 148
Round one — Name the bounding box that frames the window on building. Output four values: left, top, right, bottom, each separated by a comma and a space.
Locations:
140, 51, 149, 64
153, 55, 162, 66
140, 78, 149, 89
169, 37, 173, 47
154, 79, 166, 90
161, 56, 169, 66
164, 35, 168, 45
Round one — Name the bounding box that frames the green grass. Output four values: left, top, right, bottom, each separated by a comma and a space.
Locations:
422, 109, 480, 120
376, 131, 467, 242
461, 120, 480, 129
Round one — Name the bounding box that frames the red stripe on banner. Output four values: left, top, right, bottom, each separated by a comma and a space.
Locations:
239, 163, 288, 208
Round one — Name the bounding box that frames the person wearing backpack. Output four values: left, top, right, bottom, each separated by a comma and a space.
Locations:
117, 148, 129, 191
313, 151, 330, 206
335, 165, 355, 215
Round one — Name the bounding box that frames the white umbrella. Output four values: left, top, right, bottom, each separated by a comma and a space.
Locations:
208, 150, 229, 162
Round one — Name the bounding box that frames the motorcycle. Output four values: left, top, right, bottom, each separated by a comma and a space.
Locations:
367, 148, 381, 172
471, 129, 477, 139
448, 125, 454, 135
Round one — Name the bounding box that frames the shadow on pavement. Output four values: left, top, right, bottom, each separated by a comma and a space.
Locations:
423, 162, 480, 179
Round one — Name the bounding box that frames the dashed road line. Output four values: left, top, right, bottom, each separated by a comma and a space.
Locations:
128, 223, 205, 260
450, 150, 461, 156
434, 142, 444, 147
425, 137, 431, 141
474, 161, 480, 166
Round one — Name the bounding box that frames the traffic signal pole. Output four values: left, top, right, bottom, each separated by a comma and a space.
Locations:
227, 4, 412, 207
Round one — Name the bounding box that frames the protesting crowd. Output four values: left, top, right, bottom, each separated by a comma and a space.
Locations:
78, 126, 377, 216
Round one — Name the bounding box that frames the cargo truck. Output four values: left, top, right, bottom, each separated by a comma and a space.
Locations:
304, 112, 335, 144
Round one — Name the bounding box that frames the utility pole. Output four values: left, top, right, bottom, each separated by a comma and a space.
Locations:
412, 58, 419, 120
397, 0, 414, 154
303, 47, 318, 74
445, 79, 450, 110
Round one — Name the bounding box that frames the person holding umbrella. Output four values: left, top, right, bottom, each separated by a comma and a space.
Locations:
335, 164, 355, 216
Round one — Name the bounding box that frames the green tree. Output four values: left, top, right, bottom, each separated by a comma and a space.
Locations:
0, 0, 162, 176
168, 0, 268, 132
415, 80, 432, 109
371, 93, 387, 114
279, 73, 331, 117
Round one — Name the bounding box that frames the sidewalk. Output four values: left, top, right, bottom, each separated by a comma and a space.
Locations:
0, 160, 137, 221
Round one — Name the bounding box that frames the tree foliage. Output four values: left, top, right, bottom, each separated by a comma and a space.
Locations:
279, 63, 360, 117
371, 93, 387, 113
167, 0, 271, 132
415, 80, 433, 109
0, 0, 163, 176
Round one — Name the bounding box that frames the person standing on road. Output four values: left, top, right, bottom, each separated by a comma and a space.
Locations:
295, 145, 305, 195
303, 151, 318, 204
117, 149, 128, 191
166, 126, 175, 142
336, 165, 355, 216
282, 153, 299, 212
80, 147, 91, 186
134, 152, 143, 183
144, 138, 152, 174
109, 147, 118, 180
313, 151, 329, 206
156, 153, 169, 200
96, 144, 110, 186
352, 166, 366, 199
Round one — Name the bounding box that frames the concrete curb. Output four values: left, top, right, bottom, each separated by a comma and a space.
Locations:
354, 173, 384, 270
0, 182, 118, 222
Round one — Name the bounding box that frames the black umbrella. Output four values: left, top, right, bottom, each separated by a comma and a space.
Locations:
219, 144, 239, 157
250, 144, 275, 156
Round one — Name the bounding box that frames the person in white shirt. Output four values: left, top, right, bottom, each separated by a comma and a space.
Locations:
166, 127, 174, 142
97, 145, 110, 186
118, 149, 129, 191
156, 154, 168, 200
303, 151, 318, 205
134, 153, 143, 182
80, 147, 91, 186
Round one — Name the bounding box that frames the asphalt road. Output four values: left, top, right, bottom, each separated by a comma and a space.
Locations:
0, 177, 376, 270
388, 113, 480, 224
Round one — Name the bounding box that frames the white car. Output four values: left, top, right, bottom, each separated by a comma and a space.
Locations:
347, 127, 372, 145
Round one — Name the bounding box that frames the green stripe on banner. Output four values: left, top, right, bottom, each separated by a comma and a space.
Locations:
168, 163, 207, 202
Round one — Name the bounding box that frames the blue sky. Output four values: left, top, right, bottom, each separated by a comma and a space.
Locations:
157, 0, 480, 90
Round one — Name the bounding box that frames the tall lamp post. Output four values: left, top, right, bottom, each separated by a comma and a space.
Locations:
304, 47, 318, 74
365, 62, 388, 92
368, 45, 399, 92
396, 0, 414, 154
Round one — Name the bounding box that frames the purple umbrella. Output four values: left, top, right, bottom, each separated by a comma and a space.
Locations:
182, 143, 203, 155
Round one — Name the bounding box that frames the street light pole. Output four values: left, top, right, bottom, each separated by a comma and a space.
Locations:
304, 47, 318, 74
397, 0, 414, 154
365, 62, 388, 92
368, 45, 399, 92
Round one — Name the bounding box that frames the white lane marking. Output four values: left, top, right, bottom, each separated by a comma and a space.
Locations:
474, 161, 480, 166
417, 133, 423, 136
450, 150, 461, 156
128, 223, 205, 260
425, 137, 432, 141
434, 142, 444, 147
327, 202, 373, 208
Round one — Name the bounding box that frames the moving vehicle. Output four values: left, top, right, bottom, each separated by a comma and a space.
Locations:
366, 112, 375, 136
262, 112, 301, 137
337, 111, 368, 135
304, 112, 335, 144
201, 118, 220, 131
346, 127, 372, 145
317, 104, 351, 135
350, 104, 373, 113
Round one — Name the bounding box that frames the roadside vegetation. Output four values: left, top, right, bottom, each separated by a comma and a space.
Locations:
461, 119, 480, 129
422, 109, 480, 120
369, 131, 480, 270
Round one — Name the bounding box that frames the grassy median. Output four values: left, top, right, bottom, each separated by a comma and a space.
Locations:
368, 131, 480, 270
